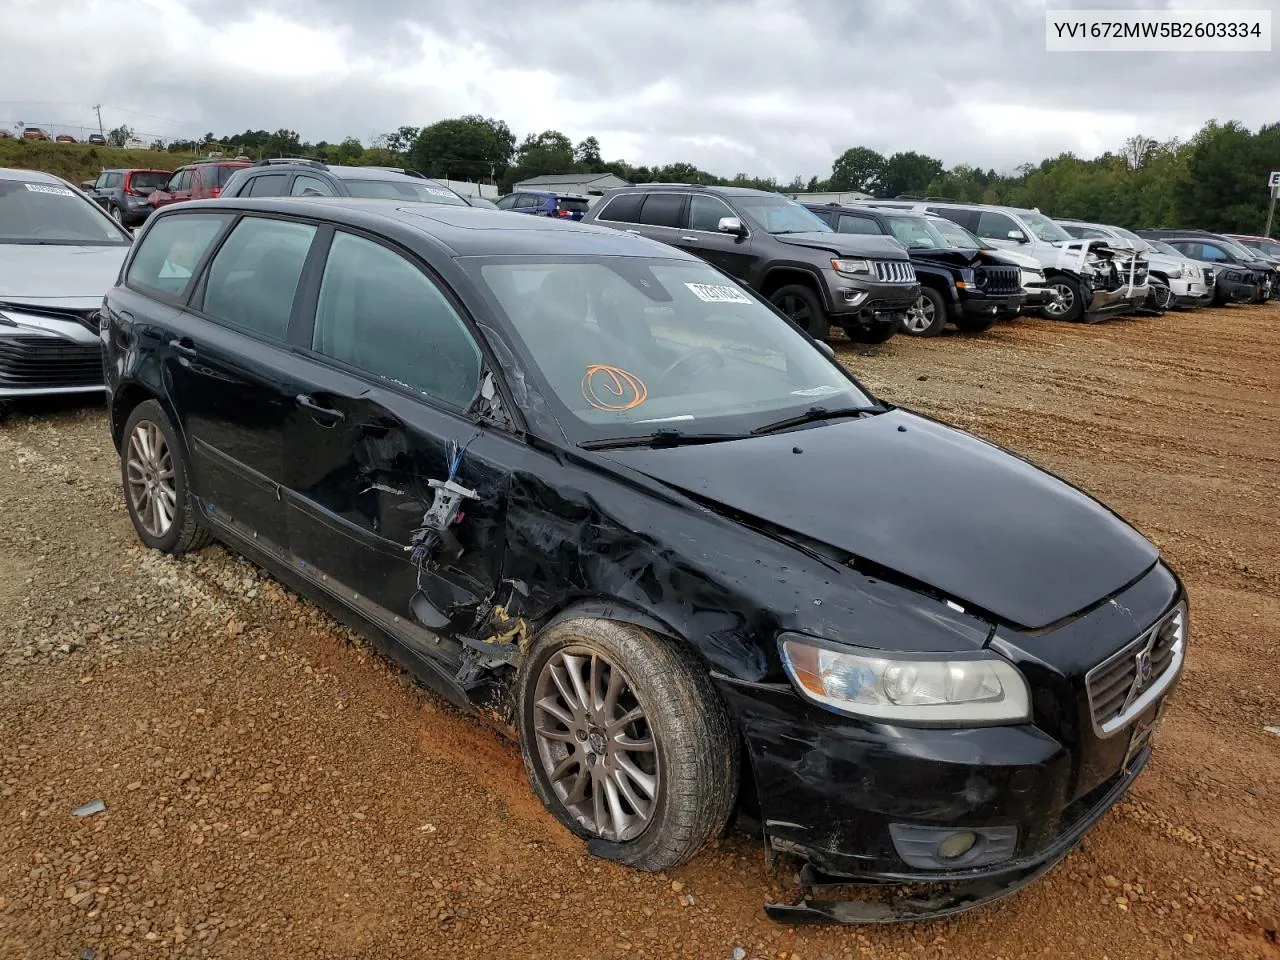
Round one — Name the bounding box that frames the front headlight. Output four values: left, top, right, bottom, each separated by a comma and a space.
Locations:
830, 258, 871, 277
779, 634, 1032, 725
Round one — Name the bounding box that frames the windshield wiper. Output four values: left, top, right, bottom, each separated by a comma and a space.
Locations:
580, 428, 749, 451
751, 404, 885, 436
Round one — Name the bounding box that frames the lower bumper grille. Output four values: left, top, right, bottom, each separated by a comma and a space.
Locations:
0, 335, 104, 389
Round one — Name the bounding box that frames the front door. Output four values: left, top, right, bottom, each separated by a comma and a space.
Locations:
282, 229, 511, 636
162, 213, 321, 551
679, 194, 755, 281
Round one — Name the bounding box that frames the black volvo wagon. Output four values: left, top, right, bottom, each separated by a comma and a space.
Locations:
101, 198, 1187, 923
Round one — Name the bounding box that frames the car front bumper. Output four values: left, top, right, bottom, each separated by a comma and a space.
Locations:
0, 310, 106, 399
827, 277, 920, 321
1166, 277, 1209, 305
958, 292, 1025, 318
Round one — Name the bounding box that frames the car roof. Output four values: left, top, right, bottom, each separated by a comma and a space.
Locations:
607, 183, 784, 198
0, 167, 72, 185
172, 197, 703, 260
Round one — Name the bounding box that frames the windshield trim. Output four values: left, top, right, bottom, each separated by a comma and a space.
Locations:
454, 253, 876, 447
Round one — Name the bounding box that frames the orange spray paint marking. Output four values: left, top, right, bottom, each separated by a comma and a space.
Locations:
581, 364, 648, 412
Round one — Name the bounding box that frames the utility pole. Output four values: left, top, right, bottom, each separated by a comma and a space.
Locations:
92, 104, 104, 138
1266, 172, 1280, 238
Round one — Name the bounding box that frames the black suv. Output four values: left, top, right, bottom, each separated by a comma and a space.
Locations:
101, 198, 1186, 923
1136, 229, 1271, 304
220, 158, 472, 206
804, 204, 1024, 337
581, 185, 918, 343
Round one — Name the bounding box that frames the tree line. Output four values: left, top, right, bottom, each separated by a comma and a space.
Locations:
164, 117, 1280, 234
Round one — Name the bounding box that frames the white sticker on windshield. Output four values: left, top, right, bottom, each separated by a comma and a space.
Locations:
24, 182, 74, 197
685, 282, 751, 304
791, 385, 844, 398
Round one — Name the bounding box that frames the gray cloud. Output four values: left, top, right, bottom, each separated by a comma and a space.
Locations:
2, 0, 1277, 180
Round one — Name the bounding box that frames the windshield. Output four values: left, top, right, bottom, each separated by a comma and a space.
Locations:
467, 257, 871, 441
0, 177, 131, 245
885, 216, 951, 249
1020, 210, 1073, 243
929, 217, 986, 249
733, 196, 831, 235
1218, 238, 1261, 260
1250, 239, 1280, 257
1148, 240, 1182, 257
343, 179, 469, 205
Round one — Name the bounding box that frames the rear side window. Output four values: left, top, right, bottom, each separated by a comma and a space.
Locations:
927, 207, 976, 232
291, 175, 337, 197
638, 193, 684, 228
246, 174, 288, 197
837, 215, 883, 235
126, 214, 232, 299
514, 194, 540, 209
311, 231, 482, 408
201, 217, 317, 340
596, 193, 643, 223
104, 173, 122, 188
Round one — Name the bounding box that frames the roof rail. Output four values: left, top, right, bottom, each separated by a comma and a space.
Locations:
892, 194, 924, 200
923, 196, 957, 202
255, 156, 328, 170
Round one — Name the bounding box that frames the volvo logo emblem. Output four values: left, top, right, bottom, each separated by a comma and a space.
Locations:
1134, 649, 1153, 688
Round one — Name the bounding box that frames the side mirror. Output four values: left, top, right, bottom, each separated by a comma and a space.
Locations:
717, 216, 746, 237
1008, 229, 1028, 243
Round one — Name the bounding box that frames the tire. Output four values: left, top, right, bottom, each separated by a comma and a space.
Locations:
1042, 275, 1085, 323
768, 284, 830, 340
109, 204, 123, 225
953, 314, 995, 332
517, 618, 738, 871
120, 399, 213, 554
844, 318, 897, 344
900, 287, 948, 336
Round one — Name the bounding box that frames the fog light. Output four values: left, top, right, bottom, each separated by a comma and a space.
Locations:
937, 831, 978, 860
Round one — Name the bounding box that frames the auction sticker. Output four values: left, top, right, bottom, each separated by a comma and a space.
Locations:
686, 282, 751, 304
25, 183, 75, 197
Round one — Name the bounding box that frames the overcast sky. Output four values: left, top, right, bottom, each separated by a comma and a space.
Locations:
1, 0, 1276, 181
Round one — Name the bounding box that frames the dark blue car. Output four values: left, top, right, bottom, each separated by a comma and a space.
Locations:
495, 189, 590, 220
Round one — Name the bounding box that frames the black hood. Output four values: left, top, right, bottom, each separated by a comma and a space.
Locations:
599, 410, 1158, 631
908, 247, 994, 268
773, 232, 911, 261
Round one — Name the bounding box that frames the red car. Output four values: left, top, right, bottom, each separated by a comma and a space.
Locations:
22, 127, 50, 141
55, 134, 77, 144
147, 160, 251, 210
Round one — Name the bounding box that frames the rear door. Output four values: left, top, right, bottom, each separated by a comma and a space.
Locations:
282, 228, 512, 635
628, 192, 688, 250
161, 213, 322, 550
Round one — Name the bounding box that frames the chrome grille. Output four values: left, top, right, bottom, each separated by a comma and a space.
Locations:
0, 335, 104, 389
873, 260, 916, 284
1085, 603, 1186, 737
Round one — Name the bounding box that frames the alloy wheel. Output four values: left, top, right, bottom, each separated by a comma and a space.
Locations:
532, 647, 660, 843
125, 420, 177, 538
1044, 282, 1075, 318
904, 294, 935, 333
776, 294, 812, 330
111, 206, 123, 223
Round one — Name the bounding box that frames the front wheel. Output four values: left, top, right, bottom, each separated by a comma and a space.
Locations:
768, 284, 830, 341
121, 399, 213, 554
1042, 276, 1085, 323
900, 288, 948, 336
517, 618, 738, 871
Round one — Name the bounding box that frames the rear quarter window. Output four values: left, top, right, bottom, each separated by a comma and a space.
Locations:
126, 214, 233, 300
595, 193, 643, 223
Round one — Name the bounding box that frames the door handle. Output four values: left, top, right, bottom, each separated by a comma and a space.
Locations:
168, 337, 197, 359
680, 236, 698, 242
296, 394, 345, 424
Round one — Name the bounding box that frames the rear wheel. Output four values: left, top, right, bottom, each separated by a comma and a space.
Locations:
1042, 275, 1085, 322
900, 288, 948, 336
518, 618, 738, 871
109, 204, 123, 225
121, 400, 213, 554
768, 284, 830, 340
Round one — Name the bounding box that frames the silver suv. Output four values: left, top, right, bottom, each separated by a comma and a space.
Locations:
860, 201, 1149, 322
1056, 220, 1210, 309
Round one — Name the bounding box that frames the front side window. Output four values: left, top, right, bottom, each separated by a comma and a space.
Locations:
929, 216, 986, 249
1198, 244, 1228, 262
975, 211, 1019, 241
126, 214, 231, 297
201, 217, 317, 340
514, 194, 539, 209
733, 195, 830, 235
468, 257, 870, 442
836, 215, 883, 235
311, 232, 482, 408
342, 179, 468, 205
495, 194, 517, 209
0, 177, 132, 245
686, 194, 736, 232
170, 170, 192, 192
291, 175, 337, 197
